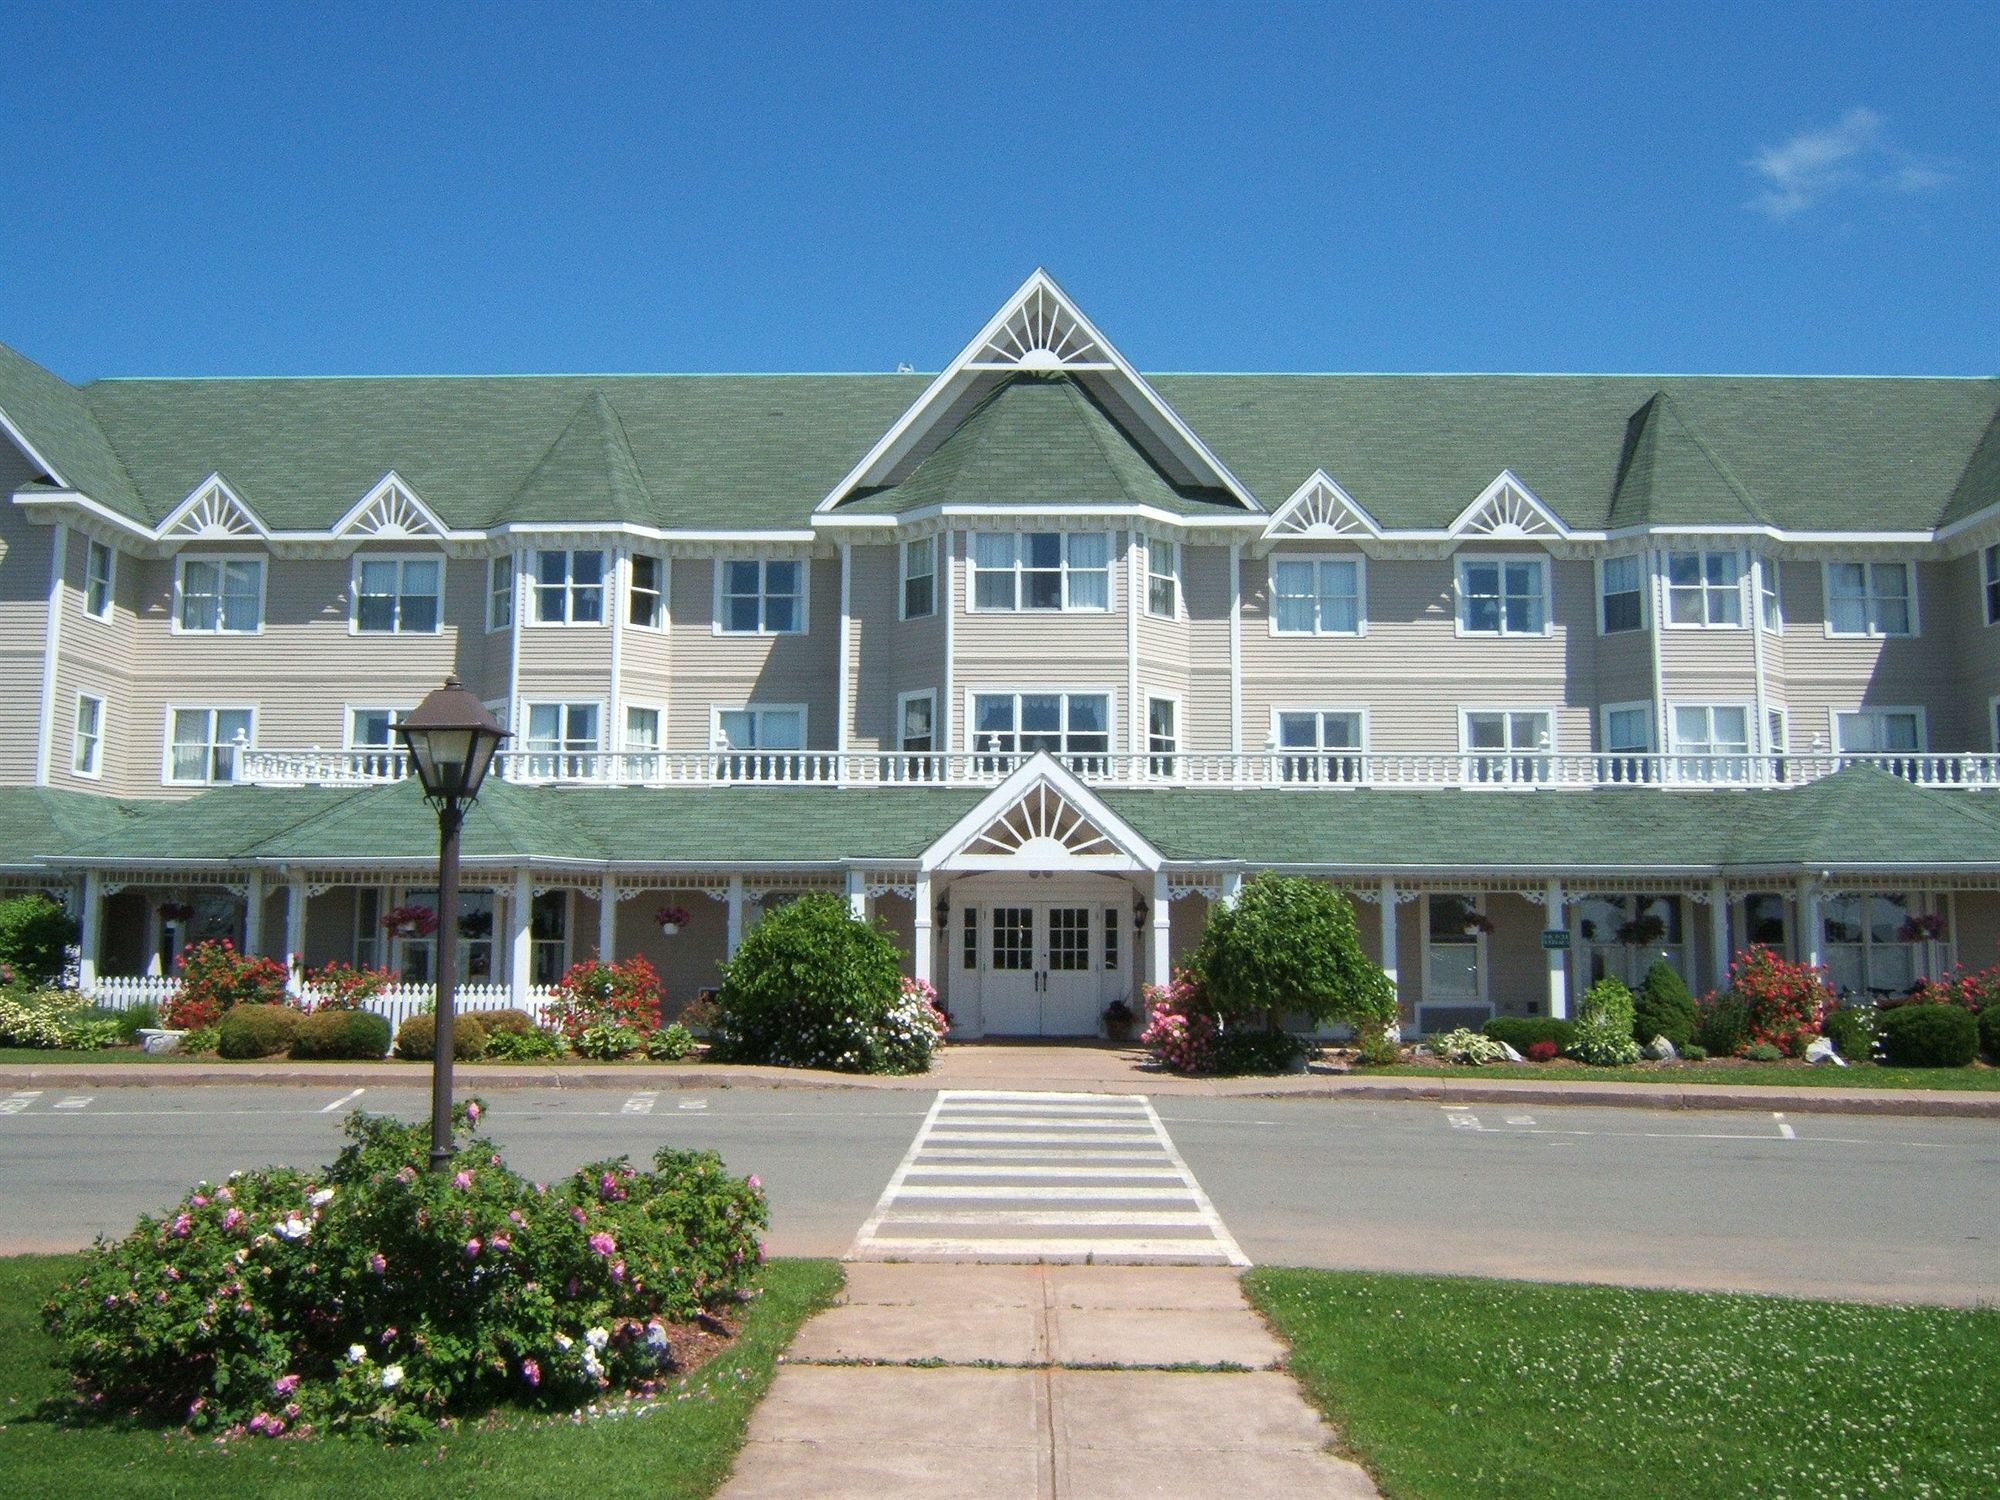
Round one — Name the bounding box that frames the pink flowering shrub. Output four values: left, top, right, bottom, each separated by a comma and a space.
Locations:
1726, 947, 1836, 1057
1141, 972, 1218, 1075
545, 956, 665, 1049
41, 1102, 767, 1442
1906, 965, 1997, 1013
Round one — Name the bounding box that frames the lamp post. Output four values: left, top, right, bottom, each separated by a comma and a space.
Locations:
394, 675, 509, 1173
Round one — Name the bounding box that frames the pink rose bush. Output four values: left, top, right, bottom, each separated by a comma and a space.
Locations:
42, 1101, 769, 1442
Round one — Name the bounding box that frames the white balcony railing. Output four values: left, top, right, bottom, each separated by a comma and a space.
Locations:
231, 747, 2000, 793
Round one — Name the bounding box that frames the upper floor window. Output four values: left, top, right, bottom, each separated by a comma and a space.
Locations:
1275, 708, 1364, 784
901, 538, 936, 620
971, 691, 1110, 760
715, 705, 804, 750
168, 706, 253, 784
630, 553, 665, 630
1825, 561, 1913, 637
624, 705, 662, 753
1456, 557, 1548, 636
1835, 709, 1923, 754
346, 707, 398, 748
487, 556, 514, 631
1148, 696, 1178, 775
970, 532, 1110, 612
85, 541, 115, 619
73, 694, 104, 778
1670, 705, 1751, 780
1463, 708, 1552, 783
1759, 557, 1782, 632
1665, 549, 1742, 627
1599, 555, 1643, 633
1601, 703, 1653, 754
1147, 539, 1179, 618
176, 557, 264, 634
534, 549, 605, 625
898, 691, 935, 754
524, 702, 601, 777
718, 558, 805, 634
1271, 556, 1363, 635
353, 556, 441, 634
1984, 544, 1999, 626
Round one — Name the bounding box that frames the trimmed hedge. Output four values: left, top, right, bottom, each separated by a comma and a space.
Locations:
1821, 1003, 1879, 1063
475, 1007, 540, 1037
1632, 961, 1698, 1049
216, 1003, 302, 1059
1982, 1006, 2000, 1063
1876, 1003, 1978, 1068
1483, 1016, 1576, 1053
290, 1009, 392, 1060
394, 1012, 489, 1061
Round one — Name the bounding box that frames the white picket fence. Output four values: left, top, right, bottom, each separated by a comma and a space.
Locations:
83, 975, 557, 1030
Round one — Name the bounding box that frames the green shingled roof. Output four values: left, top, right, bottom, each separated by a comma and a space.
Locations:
0, 788, 147, 869
0, 343, 145, 519
1605, 392, 1768, 529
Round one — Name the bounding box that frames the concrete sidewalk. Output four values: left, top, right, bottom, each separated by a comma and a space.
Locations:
719, 1264, 1378, 1499
5, 1041, 1997, 1118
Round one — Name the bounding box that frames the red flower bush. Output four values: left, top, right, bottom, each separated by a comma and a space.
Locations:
1726, 947, 1834, 1057
304, 961, 396, 1012
1526, 1038, 1560, 1063
165, 939, 289, 1031
1905, 965, 1996, 1013
545, 956, 664, 1044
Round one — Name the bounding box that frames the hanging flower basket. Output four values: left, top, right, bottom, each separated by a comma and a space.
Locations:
1616, 914, 1667, 946
158, 901, 195, 923
655, 904, 691, 936
381, 903, 439, 939
1897, 913, 1948, 942
1460, 912, 1495, 936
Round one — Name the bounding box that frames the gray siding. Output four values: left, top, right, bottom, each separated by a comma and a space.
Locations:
665, 555, 840, 749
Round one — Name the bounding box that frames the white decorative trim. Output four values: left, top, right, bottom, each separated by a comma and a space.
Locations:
1263, 471, 1383, 542
921, 752, 1164, 874
1448, 470, 1568, 539
332, 474, 448, 541
1166, 874, 1220, 901
159, 475, 270, 541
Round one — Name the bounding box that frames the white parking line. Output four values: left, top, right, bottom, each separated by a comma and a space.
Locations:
1, 1091, 44, 1115
52, 1096, 92, 1111
320, 1088, 367, 1113
1774, 1112, 1797, 1140
677, 1098, 707, 1111
622, 1092, 659, 1115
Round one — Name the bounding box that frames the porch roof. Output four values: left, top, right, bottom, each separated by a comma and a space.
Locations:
0, 787, 149, 871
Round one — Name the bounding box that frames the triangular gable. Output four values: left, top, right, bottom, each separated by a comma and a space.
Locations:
332, 473, 450, 541
157, 474, 269, 542
1448, 470, 1568, 540
1262, 470, 1383, 542
921, 753, 1161, 872
819, 269, 1258, 512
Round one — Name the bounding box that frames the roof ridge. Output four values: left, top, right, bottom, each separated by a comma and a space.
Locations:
1649, 389, 1771, 525
1060, 375, 1152, 502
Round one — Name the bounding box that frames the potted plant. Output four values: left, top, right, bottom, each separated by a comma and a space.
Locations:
158, 900, 195, 924
1617, 913, 1667, 946
1103, 998, 1136, 1043
1460, 912, 1495, 936
1897, 913, 1947, 943
655, 904, 691, 936
381, 904, 438, 940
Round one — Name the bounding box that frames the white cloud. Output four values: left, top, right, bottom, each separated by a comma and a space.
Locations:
1746, 107, 1952, 219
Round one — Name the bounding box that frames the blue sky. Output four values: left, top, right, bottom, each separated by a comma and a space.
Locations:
4, 2, 1993, 379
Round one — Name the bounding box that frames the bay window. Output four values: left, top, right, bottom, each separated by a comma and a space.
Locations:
1147, 696, 1178, 776
629, 554, 665, 629
1669, 704, 1751, 780
1665, 549, 1742, 626
1599, 555, 1643, 633
487, 555, 514, 630
1825, 561, 1913, 636
1147, 539, 1179, 618
1600, 702, 1653, 783
715, 705, 807, 780
534, 550, 605, 624
85, 540, 115, 619
970, 531, 1110, 611
901, 537, 936, 619
524, 702, 600, 776
73, 694, 104, 778
971, 692, 1110, 769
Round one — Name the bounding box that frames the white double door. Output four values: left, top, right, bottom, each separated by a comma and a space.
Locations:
981, 901, 1106, 1036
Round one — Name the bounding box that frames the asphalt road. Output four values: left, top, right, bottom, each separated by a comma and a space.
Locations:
3, 1082, 1994, 1305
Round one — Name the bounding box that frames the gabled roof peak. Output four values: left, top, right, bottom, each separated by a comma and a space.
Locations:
1448, 470, 1568, 539
1263, 470, 1383, 542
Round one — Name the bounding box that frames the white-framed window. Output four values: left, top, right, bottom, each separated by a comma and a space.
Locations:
1768, 707, 1789, 755
1758, 556, 1782, 633
1992, 697, 2000, 753
487, 555, 515, 631
1834, 708, 1924, 755
1103, 906, 1120, 972
1982, 543, 2000, 626
1824, 561, 1914, 637
1147, 538, 1179, 619
174, 556, 264, 634
969, 531, 1111, 612
714, 705, 805, 750
533, 549, 605, 625
1274, 708, 1365, 784
1823, 892, 1935, 996
1598, 554, 1643, 634
523, 702, 601, 777
1669, 703, 1752, 781
84, 540, 115, 619
1665, 549, 1743, 627
1576, 894, 1687, 990
1462, 709, 1553, 783
352, 555, 442, 634
1270, 555, 1363, 635
1456, 556, 1549, 636
970, 691, 1112, 763
1147, 695, 1179, 775
623, 705, 662, 753
1423, 894, 1486, 1008
1600, 701, 1653, 783
629, 554, 665, 630
716, 557, 806, 634
394, 886, 498, 986
530, 889, 570, 987
166, 706, 254, 784
900, 537, 936, 620
73, 694, 104, 778
345, 706, 407, 778
897, 690, 935, 754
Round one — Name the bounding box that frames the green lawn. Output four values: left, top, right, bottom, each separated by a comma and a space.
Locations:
0, 1253, 841, 1500
1246, 1268, 2000, 1500
0, 1048, 174, 1064
1360, 1059, 2000, 1090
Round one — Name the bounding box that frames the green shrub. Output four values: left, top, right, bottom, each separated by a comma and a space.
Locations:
1633, 961, 1698, 1048
1193, 874, 1396, 1031
1822, 1003, 1880, 1063
1981, 1007, 2000, 1063
484, 1025, 564, 1062
1697, 993, 1753, 1056
476, 1007, 540, 1037
0, 892, 80, 985
1354, 1025, 1402, 1067
711, 894, 935, 1073
1726, 948, 1835, 1055
575, 1021, 642, 1060
1212, 1026, 1308, 1075
1743, 1042, 1785, 1062
646, 1022, 697, 1061
1429, 1027, 1508, 1066
1569, 978, 1642, 1066
0, 992, 125, 1051
1680, 1042, 1708, 1061
1483, 1016, 1577, 1053
216, 1002, 302, 1059
290, 1009, 392, 1060
1875, 1003, 1978, 1068
114, 1002, 158, 1043
394, 1012, 488, 1061
41, 1105, 769, 1441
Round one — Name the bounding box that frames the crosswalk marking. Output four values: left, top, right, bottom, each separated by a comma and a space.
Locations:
622, 1092, 659, 1115
1, 1091, 44, 1116
52, 1096, 93, 1110
847, 1089, 1248, 1266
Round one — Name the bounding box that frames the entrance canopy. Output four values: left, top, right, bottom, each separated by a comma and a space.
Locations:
921, 755, 1163, 874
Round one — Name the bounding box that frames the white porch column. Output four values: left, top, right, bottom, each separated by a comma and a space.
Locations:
726, 875, 746, 957
913, 872, 934, 985
242, 871, 265, 959
1150, 870, 1172, 986
1378, 878, 1399, 1001
285, 877, 308, 996
1220, 870, 1244, 909
1708, 877, 1730, 991
1544, 878, 1569, 1020
510, 869, 533, 1005
597, 872, 617, 961
77, 872, 102, 991
1797, 876, 1824, 969
846, 867, 868, 921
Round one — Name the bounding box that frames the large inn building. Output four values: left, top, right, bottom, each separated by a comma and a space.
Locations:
3, 272, 1999, 1036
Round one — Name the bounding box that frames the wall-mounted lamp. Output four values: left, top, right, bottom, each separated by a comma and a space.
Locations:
1133, 898, 1149, 932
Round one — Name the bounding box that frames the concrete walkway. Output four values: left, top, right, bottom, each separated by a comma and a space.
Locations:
719, 1263, 1378, 1499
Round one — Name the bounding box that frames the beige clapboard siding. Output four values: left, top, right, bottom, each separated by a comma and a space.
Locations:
1937, 551, 2000, 749
1592, 630, 1655, 732
49, 526, 143, 793
846, 542, 946, 751
665, 556, 840, 749
0, 450, 52, 784
1657, 618, 1762, 721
